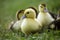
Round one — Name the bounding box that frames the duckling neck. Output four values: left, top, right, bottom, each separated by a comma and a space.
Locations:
26, 17, 35, 19
39, 11, 47, 14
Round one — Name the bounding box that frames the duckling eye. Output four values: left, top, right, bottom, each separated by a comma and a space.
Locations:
40, 6, 43, 8
27, 12, 29, 14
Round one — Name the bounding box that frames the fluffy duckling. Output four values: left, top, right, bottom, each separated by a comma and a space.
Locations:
9, 10, 24, 32
37, 4, 54, 27
21, 8, 42, 35
48, 9, 60, 30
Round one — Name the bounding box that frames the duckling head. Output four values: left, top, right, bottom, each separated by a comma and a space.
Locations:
16, 10, 24, 20
28, 7, 38, 18
23, 8, 36, 19
39, 3, 48, 12
57, 9, 60, 19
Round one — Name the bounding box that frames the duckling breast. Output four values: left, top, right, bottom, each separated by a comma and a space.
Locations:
21, 18, 40, 35
37, 12, 54, 26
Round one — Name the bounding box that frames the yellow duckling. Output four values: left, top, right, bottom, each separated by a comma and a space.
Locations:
37, 4, 54, 27
9, 10, 24, 32
21, 8, 42, 35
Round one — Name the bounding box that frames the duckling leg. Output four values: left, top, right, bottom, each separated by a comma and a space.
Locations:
24, 32, 31, 37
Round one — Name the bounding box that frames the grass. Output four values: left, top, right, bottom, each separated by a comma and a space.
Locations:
0, 0, 60, 40
0, 28, 60, 40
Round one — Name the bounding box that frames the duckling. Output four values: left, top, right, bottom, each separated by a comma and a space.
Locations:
9, 10, 24, 32
21, 8, 42, 35
48, 9, 60, 30
37, 4, 54, 27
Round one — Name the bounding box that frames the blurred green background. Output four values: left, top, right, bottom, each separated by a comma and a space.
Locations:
0, 0, 60, 40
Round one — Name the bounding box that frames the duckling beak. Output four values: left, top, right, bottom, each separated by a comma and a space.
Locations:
44, 8, 48, 12
22, 14, 26, 19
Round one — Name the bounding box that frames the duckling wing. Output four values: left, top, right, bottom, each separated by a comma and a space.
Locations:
12, 21, 21, 30
48, 19, 60, 30
49, 11, 57, 20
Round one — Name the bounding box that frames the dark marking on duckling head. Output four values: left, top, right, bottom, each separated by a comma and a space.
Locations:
28, 7, 38, 18
41, 3, 46, 7
16, 10, 24, 20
